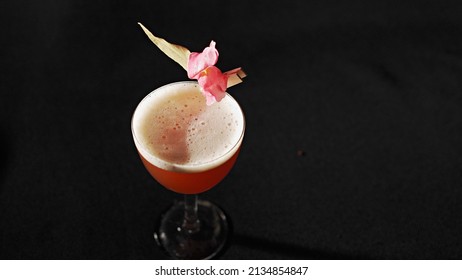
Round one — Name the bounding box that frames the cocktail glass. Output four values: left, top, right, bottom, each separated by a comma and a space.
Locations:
131, 81, 245, 259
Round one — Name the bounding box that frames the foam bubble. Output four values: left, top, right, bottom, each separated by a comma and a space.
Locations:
132, 82, 245, 172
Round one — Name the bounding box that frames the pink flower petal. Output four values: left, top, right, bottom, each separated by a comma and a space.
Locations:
187, 41, 219, 79
197, 66, 228, 105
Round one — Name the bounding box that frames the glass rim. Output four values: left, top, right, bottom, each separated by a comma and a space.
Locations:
131, 81, 245, 173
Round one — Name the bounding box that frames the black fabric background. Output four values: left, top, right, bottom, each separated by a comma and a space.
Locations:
1, 0, 462, 259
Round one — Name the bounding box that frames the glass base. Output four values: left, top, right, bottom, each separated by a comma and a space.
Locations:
154, 199, 228, 259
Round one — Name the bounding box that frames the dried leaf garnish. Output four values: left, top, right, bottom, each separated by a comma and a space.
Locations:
138, 22, 246, 104
138, 22, 190, 70
225, 68, 247, 88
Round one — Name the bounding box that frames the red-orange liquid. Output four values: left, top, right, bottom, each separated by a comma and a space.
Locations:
133, 82, 244, 194
139, 148, 241, 194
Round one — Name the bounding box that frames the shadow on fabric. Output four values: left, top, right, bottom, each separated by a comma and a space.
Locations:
231, 233, 368, 260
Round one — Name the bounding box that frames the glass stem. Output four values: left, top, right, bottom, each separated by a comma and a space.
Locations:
182, 194, 200, 234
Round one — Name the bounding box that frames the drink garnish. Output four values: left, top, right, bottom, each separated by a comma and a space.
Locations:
138, 23, 246, 105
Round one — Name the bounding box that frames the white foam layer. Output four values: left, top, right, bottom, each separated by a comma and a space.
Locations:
131, 81, 245, 173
